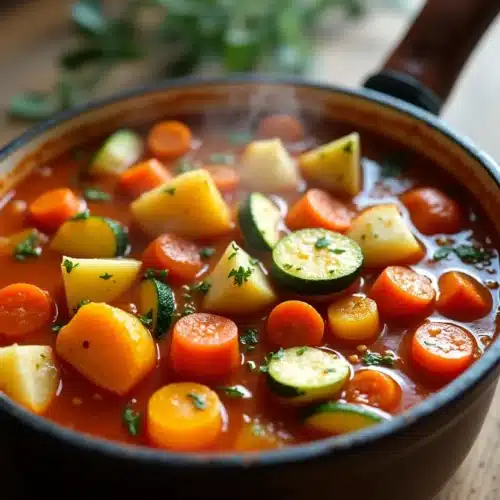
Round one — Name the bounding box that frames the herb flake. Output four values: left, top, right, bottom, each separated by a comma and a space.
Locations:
315, 236, 330, 249
217, 385, 246, 398
228, 266, 253, 286
137, 309, 153, 327
63, 259, 79, 274
83, 187, 111, 202
200, 247, 215, 259
362, 351, 397, 368
187, 392, 206, 410
122, 406, 141, 437
13, 233, 42, 261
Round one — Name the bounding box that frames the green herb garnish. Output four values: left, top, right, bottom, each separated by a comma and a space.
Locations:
246, 360, 257, 372
99, 272, 113, 280
227, 130, 253, 145
191, 281, 211, 294
228, 242, 239, 260
217, 386, 246, 398
296, 346, 308, 356
143, 268, 168, 280
13, 233, 42, 261
315, 236, 330, 249
63, 259, 79, 274
362, 351, 397, 368
137, 309, 153, 327
228, 266, 253, 286
51, 322, 65, 333
329, 248, 346, 255
164, 187, 176, 195
240, 328, 259, 350
433, 244, 493, 265
71, 210, 90, 221
83, 187, 111, 202
199, 247, 215, 259
343, 141, 353, 154
73, 299, 91, 314
187, 392, 206, 410
122, 406, 141, 437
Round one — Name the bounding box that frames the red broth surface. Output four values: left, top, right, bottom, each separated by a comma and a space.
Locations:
0, 114, 498, 452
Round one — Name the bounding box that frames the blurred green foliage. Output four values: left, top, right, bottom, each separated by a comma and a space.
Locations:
9, 0, 369, 121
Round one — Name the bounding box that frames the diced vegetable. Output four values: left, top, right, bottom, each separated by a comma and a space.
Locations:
271, 228, 363, 295
239, 139, 299, 191
370, 266, 435, 319
347, 204, 423, 267
437, 271, 492, 321
299, 132, 361, 196
203, 165, 240, 192
0, 344, 59, 414
285, 189, 351, 233
60, 256, 141, 316
147, 121, 192, 160
401, 187, 462, 235
203, 241, 276, 314
138, 278, 176, 337
327, 295, 380, 342
266, 301, 324, 348
345, 369, 401, 412
147, 382, 222, 451
56, 303, 156, 395
170, 313, 240, 378
51, 215, 129, 258
28, 188, 83, 232
266, 347, 350, 404
411, 322, 475, 379
131, 169, 233, 239
141, 233, 202, 281
119, 159, 171, 198
238, 192, 282, 251
303, 401, 391, 435
0, 283, 52, 338
89, 129, 143, 176
257, 114, 305, 143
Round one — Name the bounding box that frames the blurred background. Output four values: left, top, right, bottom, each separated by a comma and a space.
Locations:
0, 1, 499, 498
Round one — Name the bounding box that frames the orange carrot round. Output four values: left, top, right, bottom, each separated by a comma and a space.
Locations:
345, 369, 401, 412
170, 313, 240, 378
29, 188, 82, 232
411, 322, 475, 378
147, 121, 192, 160
370, 266, 435, 319
0, 283, 53, 337
147, 382, 222, 451
257, 114, 305, 143
202, 165, 240, 192
119, 159, 171, 198
437, 271, 492, 321
285, 189, 351, 233
141, 233, 202, 281
266, 300, 324, 348
400, 187, 462, 235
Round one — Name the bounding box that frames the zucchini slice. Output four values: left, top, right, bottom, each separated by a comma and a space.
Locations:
89, 129, 143, 176
267, 347, 350, 404
139, 278, 176, 338
51, 216, 129, 258
238, 193, 282, 251
303, 401, 391, 435
271, 228, 363, 295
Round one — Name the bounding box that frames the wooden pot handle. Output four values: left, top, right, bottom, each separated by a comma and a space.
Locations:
364, 0, 500, 114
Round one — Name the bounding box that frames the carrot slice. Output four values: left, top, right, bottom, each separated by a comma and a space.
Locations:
170, 313, 240, 378
147, 382, 222, 451
266, 300, 324, 348
257, 114, 305, 143
0, 283, 52, 338
141, 233, 203, 281
119, 159, 171, 198
285, 189, 351, 232
437, 271, 492, 321
28, 188, 82, 232
411, 322, 476, 378
345, 369, 401, 412
147, 121, 192, 160
370, 266, 435, 319
400, 187, 462, 235
202, 165, 240, 192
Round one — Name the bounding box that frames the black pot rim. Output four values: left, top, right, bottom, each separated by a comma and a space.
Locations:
1, 74, 499, 468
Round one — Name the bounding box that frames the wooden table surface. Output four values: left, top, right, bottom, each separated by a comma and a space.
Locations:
0, 2, 499, 499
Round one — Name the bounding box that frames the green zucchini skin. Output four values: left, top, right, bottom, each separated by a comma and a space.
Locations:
238, 192, 282, 251
140, 278, 176, 338
100, 217, 129, 257
271, 228, 363, 295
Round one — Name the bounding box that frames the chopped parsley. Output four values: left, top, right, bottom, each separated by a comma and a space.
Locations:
259, 348, 284, 374
314, 236, 330, 249
191, 281, 211, 294
122, 406, 141, 437
187, 392, 206, 410
181, 302, 196, 317
362, 351, 397, 368
228, 266, 253, 286
137, 309, 154, 327
71, 210, 90, 221
240, 328, 259, 351
283, 263, 293, 270
217, 385, 246, 398
329, 248, 346, 255
164, 187, 176, 195
343, 140, 353, 154
73, 299, 91, 314
51, 322, 65, 333
176, 160, 194, 174
200, 247, 215, 259
13, 233, 42, 261
296, 346, 308, 356
228, 242, 239, 260
208, 152, 235, 165
63, 259, 79, 274
83, 188, 111, 202
228, 130, 253, 145
99, 272, 113, 280
433, 247, 452, 261
143, 268, 168, 280
433, 244, 493, 265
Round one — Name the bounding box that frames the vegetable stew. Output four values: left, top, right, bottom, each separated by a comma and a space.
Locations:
0, 113, 498, 453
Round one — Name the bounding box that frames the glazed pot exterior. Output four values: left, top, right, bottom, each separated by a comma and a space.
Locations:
0, 79, 499, 500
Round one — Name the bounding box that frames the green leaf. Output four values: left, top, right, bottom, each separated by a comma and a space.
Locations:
72, 0, 107, 36
8, 92, 60, 121
60, 46, 104, 70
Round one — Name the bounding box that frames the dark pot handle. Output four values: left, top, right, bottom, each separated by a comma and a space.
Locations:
364, 0, 500, 115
